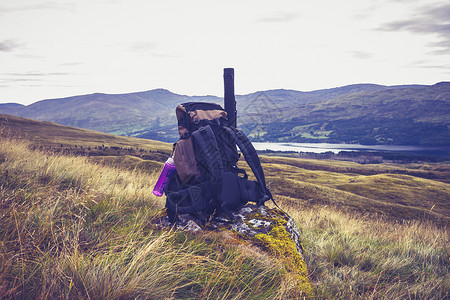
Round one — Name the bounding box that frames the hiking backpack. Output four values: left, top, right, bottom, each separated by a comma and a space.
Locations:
165, 102, 273, 223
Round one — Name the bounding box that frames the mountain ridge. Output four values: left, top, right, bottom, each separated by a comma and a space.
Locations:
1, 82, 449, 146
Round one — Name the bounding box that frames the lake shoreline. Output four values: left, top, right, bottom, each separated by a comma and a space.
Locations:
252, 142, 447, 153
253, 142, 450, 163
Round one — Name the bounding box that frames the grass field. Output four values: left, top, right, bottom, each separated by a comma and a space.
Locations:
1, 114, 449, 299
257, 156, 450, 224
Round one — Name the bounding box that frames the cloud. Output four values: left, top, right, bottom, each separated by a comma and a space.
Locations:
4, 72, 71, 77
429, 39, 450, 55
59, 62, 84, 67
381, 20, 450, 35
130, 41, 158, 51
127, 41, 178, 58
5, 78, 42, 83
0, 2, 74, 14
379, 2, 450, 54
0, 72, 72, 86
256, 11, 299, 23
408, 60, 450, 70
348, 51, 374, 60
0, 40, 23, 52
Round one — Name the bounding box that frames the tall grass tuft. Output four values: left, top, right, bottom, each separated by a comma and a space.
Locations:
282, 199, 449, 299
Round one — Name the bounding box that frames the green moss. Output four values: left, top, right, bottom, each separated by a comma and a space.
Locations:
243, 211, 270, 230
251, 211, 312, 295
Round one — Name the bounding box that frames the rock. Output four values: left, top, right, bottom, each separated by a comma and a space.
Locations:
153, 204, 311, 294
155, 205, 304, 255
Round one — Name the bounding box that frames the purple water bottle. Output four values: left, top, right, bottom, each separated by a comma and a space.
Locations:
152, 157, 176, 197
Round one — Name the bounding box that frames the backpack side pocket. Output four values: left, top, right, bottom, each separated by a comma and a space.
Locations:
237, 176, 263, 204
173, 137, 200, 184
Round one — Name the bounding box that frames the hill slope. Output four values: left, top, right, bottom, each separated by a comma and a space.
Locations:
1, 89, 220, 137
0, 113, 172, 164
239, 82, 450, 146
1, 115, 449, 298
1, 113, 448, 223
1, 82, 449, 145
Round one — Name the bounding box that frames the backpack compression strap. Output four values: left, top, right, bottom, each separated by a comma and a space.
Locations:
192, 125, 224, 202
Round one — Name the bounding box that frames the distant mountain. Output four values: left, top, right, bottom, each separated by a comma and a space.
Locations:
0, 103, 25, 115
1, 82, 449, 146
1, 89, 220, 137
238, 82, 450, 146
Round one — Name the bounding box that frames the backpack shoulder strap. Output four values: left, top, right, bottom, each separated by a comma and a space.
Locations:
224, 127, 273, 205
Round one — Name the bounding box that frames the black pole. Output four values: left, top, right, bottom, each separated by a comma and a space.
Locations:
223, 68, 236, 128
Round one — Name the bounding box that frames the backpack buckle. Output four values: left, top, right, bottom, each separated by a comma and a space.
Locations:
198, 126, 207, 135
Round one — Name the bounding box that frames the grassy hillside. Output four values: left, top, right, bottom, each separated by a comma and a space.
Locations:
1, 138, 298, 299
0, 113, 172, 152
257, 156, 450, 224
1, 117, 449, 298
3, 113, 448, 223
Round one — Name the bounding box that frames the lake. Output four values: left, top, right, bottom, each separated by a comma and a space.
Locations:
252, 142, 447, 155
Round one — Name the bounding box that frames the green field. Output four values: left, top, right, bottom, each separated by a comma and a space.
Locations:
1, 114, 449, 299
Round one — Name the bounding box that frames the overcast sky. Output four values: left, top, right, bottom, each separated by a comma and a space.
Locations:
1, 0, 449, 105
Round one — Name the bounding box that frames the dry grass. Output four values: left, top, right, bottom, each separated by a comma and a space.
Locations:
0, 136, 299, 299
0, 113, 172, 153
1, 122, 449, 299
284, 203, 449, 299
256, 158, 450, 224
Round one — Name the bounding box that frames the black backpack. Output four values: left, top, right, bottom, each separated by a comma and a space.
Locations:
165, 102, 273, 223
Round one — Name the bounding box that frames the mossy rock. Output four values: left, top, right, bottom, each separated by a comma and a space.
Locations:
154, 204, 312, 295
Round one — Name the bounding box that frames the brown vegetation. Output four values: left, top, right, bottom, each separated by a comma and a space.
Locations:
1, 116, 448, 299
